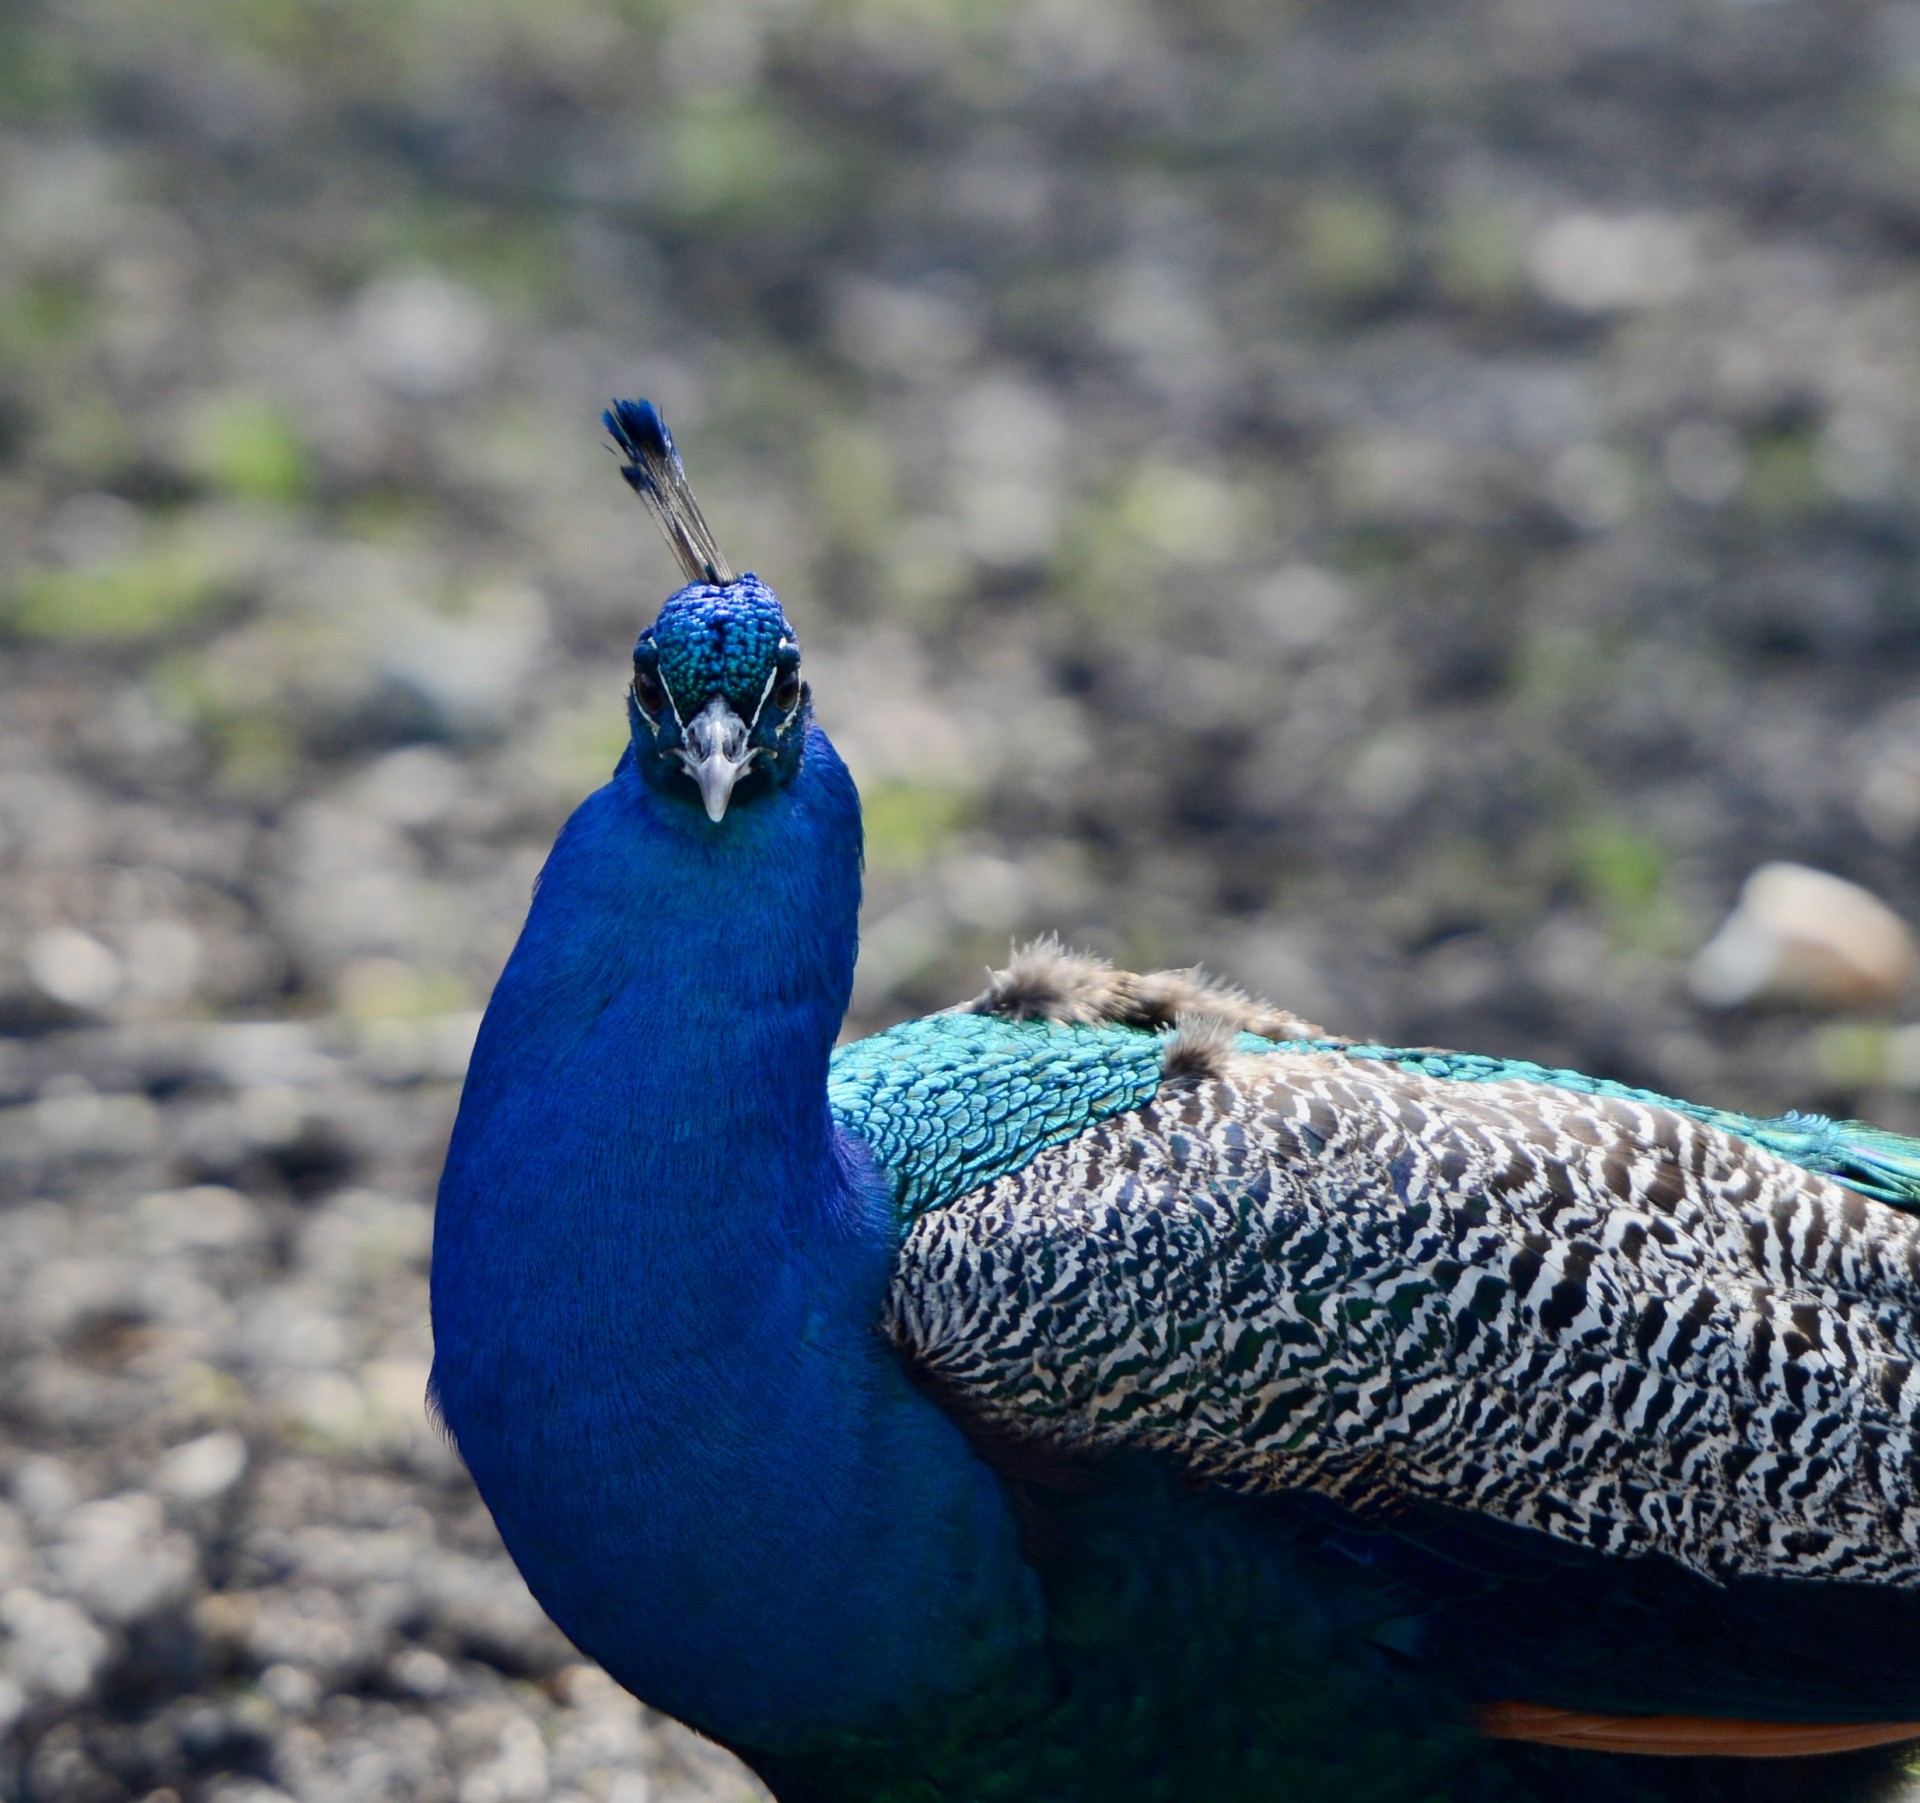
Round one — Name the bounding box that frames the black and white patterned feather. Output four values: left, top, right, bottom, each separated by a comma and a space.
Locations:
888, 1046, 1920, 1588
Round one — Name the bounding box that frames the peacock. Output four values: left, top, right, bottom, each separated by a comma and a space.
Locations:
429, 399, 1920, 1803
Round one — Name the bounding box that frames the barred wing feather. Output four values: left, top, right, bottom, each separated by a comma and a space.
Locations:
887, 1048, 1920, 1589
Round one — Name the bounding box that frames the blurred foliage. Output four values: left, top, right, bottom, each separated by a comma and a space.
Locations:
147, 646, 304, 794
0, 274, 89, 356
6, 539, 232, 644
1568, 818, 1682, 954
1432, 204, 1528, 311
1743, 429, 1830, 522
1817, 1021, 1894, 1090
665, 98, 843, 226
811, 416, 901, 567
526, 702, 636, 797
861, 780, 975, 871
1297, 192, 1408, 305
185, 396, 313, 506
337, 957, 473, 1022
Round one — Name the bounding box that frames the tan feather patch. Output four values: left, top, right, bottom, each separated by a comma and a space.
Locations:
963, 936, 1324, 1040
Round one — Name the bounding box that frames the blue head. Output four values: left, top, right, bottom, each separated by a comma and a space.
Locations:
605, 398, 812, 823
629, 577, 811, 821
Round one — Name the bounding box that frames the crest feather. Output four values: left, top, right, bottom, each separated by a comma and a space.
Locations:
605, 398, 735, 587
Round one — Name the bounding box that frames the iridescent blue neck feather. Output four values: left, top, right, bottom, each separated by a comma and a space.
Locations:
430, 720, 1041, 1750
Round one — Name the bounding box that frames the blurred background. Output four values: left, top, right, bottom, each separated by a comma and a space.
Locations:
7, 0, 1920, 1797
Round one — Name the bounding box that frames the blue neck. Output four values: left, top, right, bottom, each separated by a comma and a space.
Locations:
430, 731, 1041, 1750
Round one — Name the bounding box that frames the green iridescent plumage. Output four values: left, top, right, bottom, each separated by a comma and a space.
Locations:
829, 1014, 1167, 1219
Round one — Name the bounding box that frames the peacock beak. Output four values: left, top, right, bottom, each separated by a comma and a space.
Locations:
675, 697, 758, 822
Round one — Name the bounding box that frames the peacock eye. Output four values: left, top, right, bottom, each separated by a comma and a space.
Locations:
772, 666, 802, 712
633, 664, 668, 717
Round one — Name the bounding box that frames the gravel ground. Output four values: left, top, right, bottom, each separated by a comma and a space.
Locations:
10, 0, 1920, 1797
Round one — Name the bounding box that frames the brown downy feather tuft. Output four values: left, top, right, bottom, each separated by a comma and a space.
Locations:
1159, 1012, 1244, 1084
962, 936, 1124, 1026
962, 936, 1327, 1042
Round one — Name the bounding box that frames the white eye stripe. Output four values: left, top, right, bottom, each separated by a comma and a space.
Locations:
746, 665, 778, 730
744, 662, 803, 734
636, 650, 798, 740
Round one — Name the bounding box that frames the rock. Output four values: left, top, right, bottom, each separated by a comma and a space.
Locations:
455, 1708, 548, 1803
43, 1493, 200, 1625
1246, 565, 1352, 652
0, 1589, 110, 1702
25, 930, 122, 1012
133, 1186, 265, 1257
1526, 211, 1700, 312
374, 584, 551, 738
122, 919, 204, 1003
349, 274, 496, 400
157, 1431, 249, 1503
948, 379, 1067, 568
1688, 863, 1918, 1010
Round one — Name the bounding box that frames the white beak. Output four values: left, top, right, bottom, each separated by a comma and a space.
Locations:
675, 698, 757, 822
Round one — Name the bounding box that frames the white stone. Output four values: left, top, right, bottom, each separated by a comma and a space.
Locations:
206, 1021, 337, 1090
1248, 564, 1351, 651
458, 1712, 549, 1803
258, 1662, 320, 1715
1548, 444, 1635, 530
11, 1459, 77, 1525
0, 1588, 108, 1700
376, 583, 551, 735
157, 1431, 248, 1503
350, 273, 495, 398
949, 378, 1067, 566
350, 745, 467, 828
1528, 211, 1699, 312
45, 1494, 199, 1624
942, 854, 1029, 931
123, 919, 203, 1001
25, 928, 122, 1010
134, 1185, 263, 1255
833, 278, 979, 378
1689, 862, 1917, 1010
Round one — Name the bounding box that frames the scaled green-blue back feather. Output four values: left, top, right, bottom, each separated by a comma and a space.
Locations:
830, 1014, 1166, 1219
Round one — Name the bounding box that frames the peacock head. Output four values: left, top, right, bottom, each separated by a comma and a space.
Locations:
605, 398, 811, 823
629, 579, 809, 822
